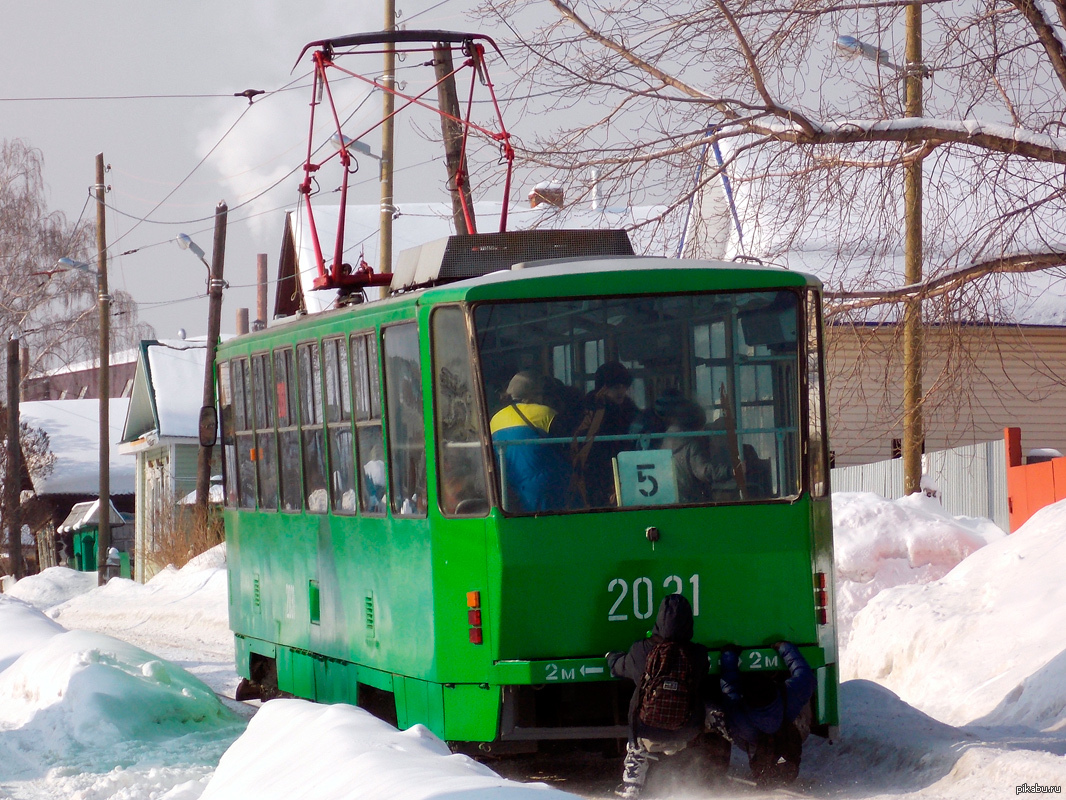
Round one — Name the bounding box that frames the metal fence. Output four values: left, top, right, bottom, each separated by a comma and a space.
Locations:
831, 438, 1009, 532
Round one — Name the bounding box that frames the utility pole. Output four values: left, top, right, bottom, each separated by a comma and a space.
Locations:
435, 42, 476, 235
902, 3, 924, 494
196, 202, 227, 508
5, 338, 23, 580
95, 153, 111, 585
379, 0, 396, 279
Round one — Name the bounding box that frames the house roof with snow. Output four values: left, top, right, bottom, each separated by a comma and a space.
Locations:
19, 399, 135, 496
119, 340, 211, 453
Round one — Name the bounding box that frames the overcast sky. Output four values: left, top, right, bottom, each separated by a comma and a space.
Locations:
0, 0, 520, 340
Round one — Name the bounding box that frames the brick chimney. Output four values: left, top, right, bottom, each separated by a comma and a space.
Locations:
528, 182, 564, 208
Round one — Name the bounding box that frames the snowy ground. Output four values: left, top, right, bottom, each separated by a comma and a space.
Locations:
2, 492, 1065, 798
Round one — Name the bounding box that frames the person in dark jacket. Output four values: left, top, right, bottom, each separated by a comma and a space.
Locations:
606, 594, 708, 799
570, 361, 638, 507
716, 640, 815, 787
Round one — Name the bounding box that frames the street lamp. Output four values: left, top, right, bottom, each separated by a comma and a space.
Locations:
174, 203, 228, 510
835, 35, 901, 73
837, 23, 927, 494
175, 233, 210, 270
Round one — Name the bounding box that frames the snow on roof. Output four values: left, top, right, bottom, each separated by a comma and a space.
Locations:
32, 348, 140, 378
19, 399, 135, 496
56, 499, 129, 533
289, 201, 683, 314
147, 342, 208, 438
122, 340, 213, 446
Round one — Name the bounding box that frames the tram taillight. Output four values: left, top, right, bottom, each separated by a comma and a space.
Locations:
467, 591, 484, 644
814, 572, 829, 625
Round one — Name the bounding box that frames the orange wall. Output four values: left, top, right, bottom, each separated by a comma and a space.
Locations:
1005, 427, 1066, 531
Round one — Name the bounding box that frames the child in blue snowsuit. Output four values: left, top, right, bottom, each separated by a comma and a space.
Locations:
717, 640, 815, 787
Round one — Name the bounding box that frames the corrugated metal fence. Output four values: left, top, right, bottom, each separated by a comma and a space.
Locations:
831, 438, 1009, 531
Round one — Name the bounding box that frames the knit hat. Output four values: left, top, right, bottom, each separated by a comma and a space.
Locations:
593, 361, 632, 389
506, 371, 545, 403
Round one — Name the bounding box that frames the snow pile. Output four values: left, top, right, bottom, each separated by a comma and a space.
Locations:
845, 498, 1066, 728
0, 594, 243, 797
46, 543, 231, 657
832, 491, 1005, 642
6, 564, 99, 609
202, 700, 580, 800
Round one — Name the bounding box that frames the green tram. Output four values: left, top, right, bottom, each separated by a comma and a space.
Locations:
216, 230, 838, 747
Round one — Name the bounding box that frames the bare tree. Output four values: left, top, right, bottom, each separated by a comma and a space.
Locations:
0, 412, 56, 575
477, 0, 1066, 303
477, 0, 1066, 480
0, 139, 153, 383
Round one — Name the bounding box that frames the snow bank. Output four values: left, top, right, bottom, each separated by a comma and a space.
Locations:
0, 595, 66, 671
202, 699, 580, 800
7, 564, 100, 610
46, 543, 231, 657
0, 597, 244, 798
845, 498, 1066, 727
833, 491, 1005, 642
0, 627, 236, 742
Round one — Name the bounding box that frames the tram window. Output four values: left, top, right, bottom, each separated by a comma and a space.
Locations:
297, 341, 328, 513
806, 290, 830, 498
324, 337, 356, 513
472, 290, 803, 514
232, 357, 256, 509
384, 323, 427, 517
274, 347, 303, 512
251, 353, 279, 511
351, 333, 386, 514
218, 360, 239, 508
431, 306, 488, 516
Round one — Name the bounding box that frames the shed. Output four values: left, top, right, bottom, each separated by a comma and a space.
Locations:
56, 498, 132, 576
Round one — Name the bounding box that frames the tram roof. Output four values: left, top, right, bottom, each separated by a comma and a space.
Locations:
418, 254, 822, 304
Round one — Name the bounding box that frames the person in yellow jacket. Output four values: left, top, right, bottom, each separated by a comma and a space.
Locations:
490, 371, 572, 511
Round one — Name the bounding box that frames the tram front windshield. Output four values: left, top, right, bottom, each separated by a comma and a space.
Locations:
466, 290, 802, 514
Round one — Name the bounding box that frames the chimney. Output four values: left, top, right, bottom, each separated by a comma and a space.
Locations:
528, 182, 564, 208
236, 308, 249, 335
256, 254, 268, 330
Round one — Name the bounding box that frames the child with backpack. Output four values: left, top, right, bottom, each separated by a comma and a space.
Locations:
715, 640, 816, 787
606, 594, 709, 799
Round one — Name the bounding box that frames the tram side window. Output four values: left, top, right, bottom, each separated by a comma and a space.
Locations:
806, 290, 830, 498
324, 336, 356, 513
218, 361, 239, 508
297, 341, 328, 513
274, 347, 303, 512
351, 333, 386, 514
231, 357, 256, 509
384, 323, 427, 516
432, 307, 488, 516
251, 352, 279, 510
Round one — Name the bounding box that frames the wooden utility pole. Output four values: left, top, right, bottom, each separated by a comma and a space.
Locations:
379, 0, 396, 278
434, 42, 476, 234
95, 153, 111, 585
902, 3, 924, 494
5, 338, 23, 580
196, 202, 227, 508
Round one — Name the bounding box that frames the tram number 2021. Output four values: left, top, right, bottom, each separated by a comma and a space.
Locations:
607, 575, 700, 622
